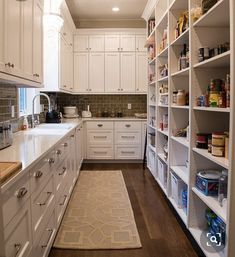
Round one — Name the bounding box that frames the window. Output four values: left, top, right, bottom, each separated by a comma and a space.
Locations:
18, 88, 40, 117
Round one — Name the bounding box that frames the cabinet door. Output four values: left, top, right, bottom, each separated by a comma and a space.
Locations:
68, 45, 73, 91
105, 35, 120, 52
136, 35, 146, 52
74, 53, 89, 93
4, 0, 23, 77
136, 53, 147, 93
74, 35, 89, 52
60, 37, 67, 90
105, 53, 120, 93
89, 53, 105, 93
0, 1, 5, 72
120, 35, 136, 52
33, 0, 43, 83
121, 53, 135, 92
89, 35, 105, 52
22, 0, 34, 81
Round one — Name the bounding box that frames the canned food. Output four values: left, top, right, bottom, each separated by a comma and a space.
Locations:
212, 133, 225, 146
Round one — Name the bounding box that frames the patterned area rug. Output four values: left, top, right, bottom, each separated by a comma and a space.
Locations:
53, 170, 142, 249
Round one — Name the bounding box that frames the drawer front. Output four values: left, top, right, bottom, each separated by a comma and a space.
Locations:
115, 121, 141, 131
87, 146, 114, 159
87, 131, 113, 145
54, 158, 68, 192
115, 131, 141, 145
31, 175, 55, 237
54, 137, 70, 166
3, 174, 30, 227
4, 202, 32, 257
86, 121, 113, 130
55, 183, 69, 226
115, 146, 141, 159
33, 209, 56, 257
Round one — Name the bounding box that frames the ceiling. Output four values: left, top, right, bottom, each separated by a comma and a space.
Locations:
65, 0, 148, 24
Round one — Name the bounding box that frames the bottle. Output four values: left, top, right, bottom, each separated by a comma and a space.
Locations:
22, 116, 28, 130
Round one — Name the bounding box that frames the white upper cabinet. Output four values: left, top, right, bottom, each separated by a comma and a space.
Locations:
136, 35, 147, 52
104, 35, 120, 52
0, 1, 5, 72
4, 0, 22, 77
22, 0, 34, 81
74, 53, 89, 93
120, 35, 136, 52
105, 53, 120, 93
33, 0, 43, 83
89, 35, 105, 52
136, 53, 147, 93
121, 53, 136, 92
89, 53, 105, 93
74, 35, 89, 52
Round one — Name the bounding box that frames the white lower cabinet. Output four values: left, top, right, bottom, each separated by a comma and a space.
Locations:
85, 120, 145, 160
0, 125, 82, 257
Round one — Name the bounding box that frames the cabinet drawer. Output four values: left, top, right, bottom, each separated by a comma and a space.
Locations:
87, 146, 114, 159
115, 146, 141, 159
31, 175, 55, 238
54, 138, 70, 166
115, 121, 141, 131
86, 121, 113, 130
54, 158, 68, 192
55, 183, 69, 226
33, 209, 56, 257
4, 202, 32, 257
3, 173, 30, 227
87, 131, 113, 145
115, 131, 141, 145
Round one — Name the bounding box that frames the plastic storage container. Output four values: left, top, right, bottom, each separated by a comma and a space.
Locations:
157, 158, 167, 188
148, 149, 156, 178
170, 172, 187, 208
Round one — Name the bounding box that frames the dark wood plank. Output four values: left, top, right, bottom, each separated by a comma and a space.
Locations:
49, 163, 204, 257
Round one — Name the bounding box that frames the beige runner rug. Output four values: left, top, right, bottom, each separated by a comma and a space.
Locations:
53, 170, 142, 249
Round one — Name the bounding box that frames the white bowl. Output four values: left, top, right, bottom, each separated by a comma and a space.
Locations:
63, 106, 78, 115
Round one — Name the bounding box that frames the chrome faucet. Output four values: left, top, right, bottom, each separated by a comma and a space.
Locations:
32, 93, 52, 128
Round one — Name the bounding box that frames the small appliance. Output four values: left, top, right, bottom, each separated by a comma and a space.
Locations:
63, 106, 79, 118
46, 110, 61, 123
82, 105, 92, 118
0, 121, 13, 150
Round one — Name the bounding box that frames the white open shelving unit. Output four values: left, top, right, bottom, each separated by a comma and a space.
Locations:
143, 0, 235, 256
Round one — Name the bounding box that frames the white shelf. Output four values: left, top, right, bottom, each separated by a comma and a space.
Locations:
170, 28, 189, 46
148, 80, 156, 86
156, 9, 168, 29
171, 105, 189, 110
169, 0, 188, 11
193, 148, 229, 169
157, 129, 168, 137
156, 177, 167, 196
193, 0, 229, 27
193, 106, 230, 113
148, 57, 157, 65
171, 166, 188, 184
194, 51, 230, 69
158, 76, 168, 82
148, 144, 156, 153
148, 124, 156, 130
158, 104, 168, 108
149, 103, 156, 107
157, 46, 168, 58
189, 227, 225, 257
192, 187, 227, 223
146, 27, 156, 42
157, 153, 168, 165
171, 136, 189, 148
159, 92, 168, 96
169, 197, 187, 225
171, 67, 189, 77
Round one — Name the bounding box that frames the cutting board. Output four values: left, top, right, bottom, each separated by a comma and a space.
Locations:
0, 162, 22, 184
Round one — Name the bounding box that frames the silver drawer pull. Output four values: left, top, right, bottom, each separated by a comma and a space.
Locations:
70, 134, 75, 138
47, 158, 55, 165
94, 151, 107, 154
125, 124, 131, 128
16, 187, 28, 199
121, 136, 135, 139
14, 243, 22, 257
59, 167, 66, 176
34, 170, 43, 179
97, 124, 103, 127
37, 192, 52, 206
60, 195, 67, 206
56, 149, 62, 155
41, 229, 54, 248
94, 135, 107, 138
121, 151, 135, 154
62, 142, 68, 147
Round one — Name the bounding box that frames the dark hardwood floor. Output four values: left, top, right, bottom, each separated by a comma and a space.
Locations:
49, 163, 204, 257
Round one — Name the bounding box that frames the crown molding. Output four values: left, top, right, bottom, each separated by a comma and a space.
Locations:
141, 0, 156, 21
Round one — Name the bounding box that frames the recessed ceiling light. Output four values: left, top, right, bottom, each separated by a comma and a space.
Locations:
112, 7, 120, 12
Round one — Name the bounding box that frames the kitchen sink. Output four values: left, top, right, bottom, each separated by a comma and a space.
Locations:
37, 124, 72, 130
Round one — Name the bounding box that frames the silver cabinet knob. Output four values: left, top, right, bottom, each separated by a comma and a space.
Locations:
62, 142, 68, 147
56, 149, 62, 155
47, 158, 55, 165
